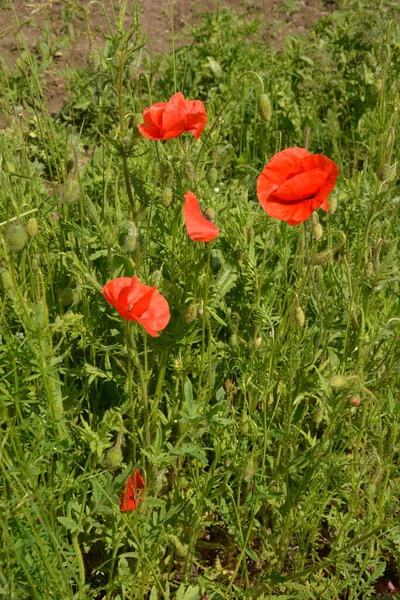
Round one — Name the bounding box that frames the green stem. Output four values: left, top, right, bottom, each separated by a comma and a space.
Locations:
127, 323, 150, 447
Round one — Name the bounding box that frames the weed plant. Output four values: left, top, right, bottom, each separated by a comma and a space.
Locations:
0, 0, 400, 598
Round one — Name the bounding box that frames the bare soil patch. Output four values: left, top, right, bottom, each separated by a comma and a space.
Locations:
0, 0, 333, 113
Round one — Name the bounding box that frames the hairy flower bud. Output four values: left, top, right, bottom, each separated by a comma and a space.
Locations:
254, 336, 262, 348
0, 269, 13, 292
313, 223, 323, 241
60, 287, 75, 307
203, 207, 215, 221
295, 306, 305, 327
4, 223, 28, 253
86, 47, 100, 73
184, 303, 197, 324
207, 167, 218, 187
104, 446, 123, 470
329, 374, 347, 389
257, 93, 272, 123
26, 217, 39, 238
328, 194, 338, 216
60, 179, 80, 205
183, 161, 195, 183
161, 187, 173, 207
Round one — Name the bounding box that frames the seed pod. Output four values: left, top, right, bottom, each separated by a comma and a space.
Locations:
295, 306, 305, 327
60, 179, 80, 205
207, 167, 218, 187
184, 303, 197, 324
161, 187, 173, 207
0, 269, 13, 292
203, 207, 215, 221
4, 223, 28, 253
26, 217, 39, 238
329, 374, 347, 389
328, 194, 338, 216
313, 223, 323, 241
257, 93, 272, 123
86, 46, 100, 73
183, 161, 195, 183
60, 287, 74, 307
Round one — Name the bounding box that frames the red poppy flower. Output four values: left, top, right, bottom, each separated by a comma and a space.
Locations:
183, 191, 219, 242
256, 147, 339, 226
120, 469, 145, 512
102, 276, 170, 337
138, 92, 207, 141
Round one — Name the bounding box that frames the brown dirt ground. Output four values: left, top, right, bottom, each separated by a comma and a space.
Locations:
0, 0, 333, 113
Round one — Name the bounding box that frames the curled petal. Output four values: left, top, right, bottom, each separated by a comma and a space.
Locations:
183, 191, 219, 242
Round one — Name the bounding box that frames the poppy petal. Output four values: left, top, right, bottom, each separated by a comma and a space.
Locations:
120, 469, 145, 512
273, 169, 328, 202
137, 291, 170, 337
183, 191, 219, 242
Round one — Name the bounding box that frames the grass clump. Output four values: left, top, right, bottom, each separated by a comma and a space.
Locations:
0, 0, 400, 598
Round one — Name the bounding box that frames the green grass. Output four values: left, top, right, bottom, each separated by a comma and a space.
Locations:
1, 0, 400, 598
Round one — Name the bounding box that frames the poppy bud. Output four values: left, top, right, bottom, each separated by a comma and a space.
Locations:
378, 163, 397, 183
170, 534, 188, 558
0, 269, 13, 293
104, 446, 123, 470
60, 179, 80, 205
254, 336, 262, 348
31, 300, 47, 331
4, 223, 28, 253
313, 408, 324, 424
31, 256, 40, 270
123, 234, 137, 252
229, 333, 238, 347
203, 207, 215, 221
257, 93, 272, 123
295, 306, 305, 327
329, 374, 347, 389
183, 161, 195, 183
311, 213, 319, 225
244, 456, 256, 481
365, 262, 374, 278
328, 194, 338, 216
184, 303, 197, 324
86, 47, 100, 73
26, 217, 39, 238
151, 270, 162, 287
312, 248, 335, 265
207, 167, 218, 187
352, 397, 360, 406
60, 287, 75, 307
313, 223, 323, 241
161, 187, 173, 207
240, 414, 249, 435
